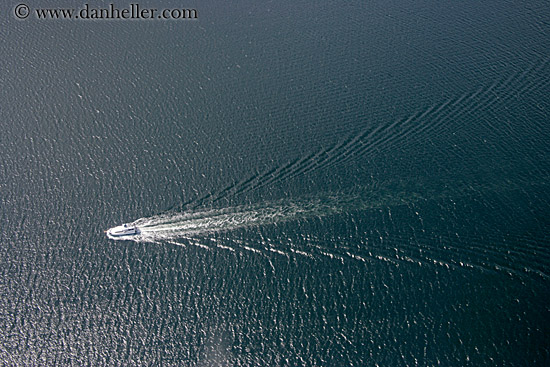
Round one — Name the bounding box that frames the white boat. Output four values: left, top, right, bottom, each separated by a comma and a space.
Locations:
106, 223, 139, 237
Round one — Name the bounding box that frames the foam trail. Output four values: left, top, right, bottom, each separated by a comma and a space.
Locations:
106, 170, 550, 244
108, 193, 370, 242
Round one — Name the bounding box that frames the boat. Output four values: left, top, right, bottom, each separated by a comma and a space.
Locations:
106, 223, 139, 237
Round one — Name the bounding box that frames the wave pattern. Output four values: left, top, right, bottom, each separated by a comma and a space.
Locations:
181, 57, 549, 208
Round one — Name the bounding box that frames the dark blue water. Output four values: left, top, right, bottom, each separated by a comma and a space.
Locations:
1, 0, 549, 365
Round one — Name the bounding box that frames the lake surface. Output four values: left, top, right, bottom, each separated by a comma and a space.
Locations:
1, 0, 549, 365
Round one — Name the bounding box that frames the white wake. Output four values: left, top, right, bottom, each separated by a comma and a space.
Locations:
106, 194, 361, 242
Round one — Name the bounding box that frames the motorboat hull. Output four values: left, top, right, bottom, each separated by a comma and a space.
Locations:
106, 224, 139, 238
